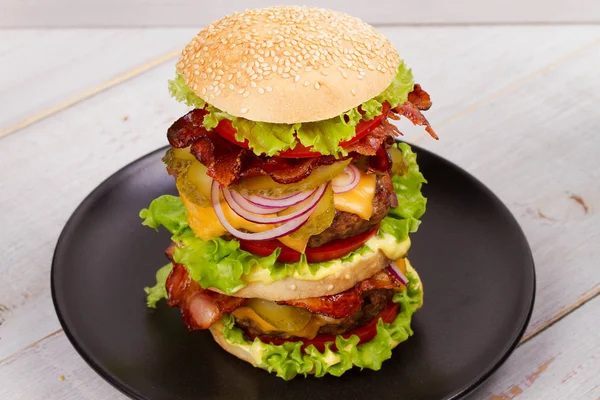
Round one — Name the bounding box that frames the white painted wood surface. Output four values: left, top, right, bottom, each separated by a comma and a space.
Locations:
1, 0, 600, 27
1, 25, 599, 399
0, 29, 197, 135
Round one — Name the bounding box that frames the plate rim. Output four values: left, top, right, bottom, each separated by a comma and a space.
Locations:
51, 144, 536, 400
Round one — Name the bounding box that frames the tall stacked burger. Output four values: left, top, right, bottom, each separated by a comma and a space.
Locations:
142, 6, 437, 379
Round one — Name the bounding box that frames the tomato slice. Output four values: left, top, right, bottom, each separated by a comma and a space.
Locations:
213, 102, 391, 158
238, 224, 380, 263
258, 300, 399, 352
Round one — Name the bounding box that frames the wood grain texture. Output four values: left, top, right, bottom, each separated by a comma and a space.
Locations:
410, 36, 600, 340
0, 29, 196, 134
1, 25, 600, 398
472, 297, 600, 400
1, 0, 600, 27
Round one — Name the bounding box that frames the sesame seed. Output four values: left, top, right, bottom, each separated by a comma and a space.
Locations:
240, 108, 249, 113
314, 81, 320, 89
351, 89, 356, 96
243, 91, 250, 97
294, 75, 300, 82
327, 284, 334, 291
258, 87, 265, 94
265, 86, 273, 92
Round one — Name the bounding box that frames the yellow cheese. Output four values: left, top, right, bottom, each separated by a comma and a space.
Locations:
333, 171, 376, 220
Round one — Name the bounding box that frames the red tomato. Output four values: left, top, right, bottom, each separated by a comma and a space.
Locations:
238, 224, 380, 263
213, 102, 391, 158
258, 300, 399, 352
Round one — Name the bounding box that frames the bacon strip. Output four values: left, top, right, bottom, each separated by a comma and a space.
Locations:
166, 261, 246, 330
278, 270, 402, 318
408, 84, 432, 111
392, 101, 439, 140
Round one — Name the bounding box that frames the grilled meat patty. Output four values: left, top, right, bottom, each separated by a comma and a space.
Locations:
307, 174, 392, 247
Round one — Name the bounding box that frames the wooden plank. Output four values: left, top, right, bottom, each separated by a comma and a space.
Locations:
0, 25, 599, 397
410, 35, 600, 340
475, 296, 600, 399
0, 292, 597, 399
0, 330, 126, 399
1, 0, 600, 28
0, 29, 196, 134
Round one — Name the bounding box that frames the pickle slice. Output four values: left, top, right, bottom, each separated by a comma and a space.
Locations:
246, 299, 312, 332
233, 160, 351, 196
287, 184, 335, 241
389, 146, 408, 176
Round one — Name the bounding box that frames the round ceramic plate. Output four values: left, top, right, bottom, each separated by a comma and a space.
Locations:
52, 145, 535, 400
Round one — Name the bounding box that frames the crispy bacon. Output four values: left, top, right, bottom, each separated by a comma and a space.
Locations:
277, 270, 402, 318
167, 109, 209, 148
392, 101, 439, 140
189, 130, 347, 186
408, 84, 432, 111
166, 261, 246, 331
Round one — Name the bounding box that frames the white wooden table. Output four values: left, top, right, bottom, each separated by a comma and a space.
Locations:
0, 23, 599, 399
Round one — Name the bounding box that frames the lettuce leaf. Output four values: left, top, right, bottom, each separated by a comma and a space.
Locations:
381, 143, 427, 241
220, 264, 424, 380
167, 62, 414, 157
144, 263, 173, 308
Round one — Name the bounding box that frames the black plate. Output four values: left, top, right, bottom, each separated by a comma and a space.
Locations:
52, 145, 535, 400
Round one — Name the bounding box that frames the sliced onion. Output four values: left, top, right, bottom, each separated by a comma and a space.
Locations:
390, 192, 399, 208
386, 263, 408, 286
222, 184, 327, 224
243, 189, 315, 208
332, 164, 360, 194
229, 190, 286, 214
211, 180, 326, 241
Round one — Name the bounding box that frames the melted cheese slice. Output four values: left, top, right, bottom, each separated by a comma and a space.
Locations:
333, 171, 376, 220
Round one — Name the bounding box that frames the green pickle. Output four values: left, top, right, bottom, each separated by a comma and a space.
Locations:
233, 160, 351, 196
246, 299, 312, 332
287, 184, 335, 240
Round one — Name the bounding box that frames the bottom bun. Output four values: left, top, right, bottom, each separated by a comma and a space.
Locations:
209, 260, 422, 376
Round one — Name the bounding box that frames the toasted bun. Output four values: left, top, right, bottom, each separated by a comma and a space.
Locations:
209, 261, 422, 372
176, 6, 399, 123
210, 248, 395, 301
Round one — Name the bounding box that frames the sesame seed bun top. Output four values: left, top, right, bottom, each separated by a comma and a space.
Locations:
176, 6, 400, 124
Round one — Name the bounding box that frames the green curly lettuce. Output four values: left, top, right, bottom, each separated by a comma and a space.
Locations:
219, 264, 424, 380
381, 143, 427, 241
168, 62, 414, 157
144, 263, 173, 308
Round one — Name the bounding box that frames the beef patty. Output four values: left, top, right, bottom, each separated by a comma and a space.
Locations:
307, 173, 393, 247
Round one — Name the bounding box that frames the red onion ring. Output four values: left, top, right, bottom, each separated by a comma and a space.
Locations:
386, 263, 408, 286
228, 190, 286, 214
332, 164, 360, 194
243, 189, 315, 208
222, 184, 327, 224
211, 180, 326, 241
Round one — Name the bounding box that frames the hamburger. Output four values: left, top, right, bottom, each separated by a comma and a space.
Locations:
141, 6, 437, 380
